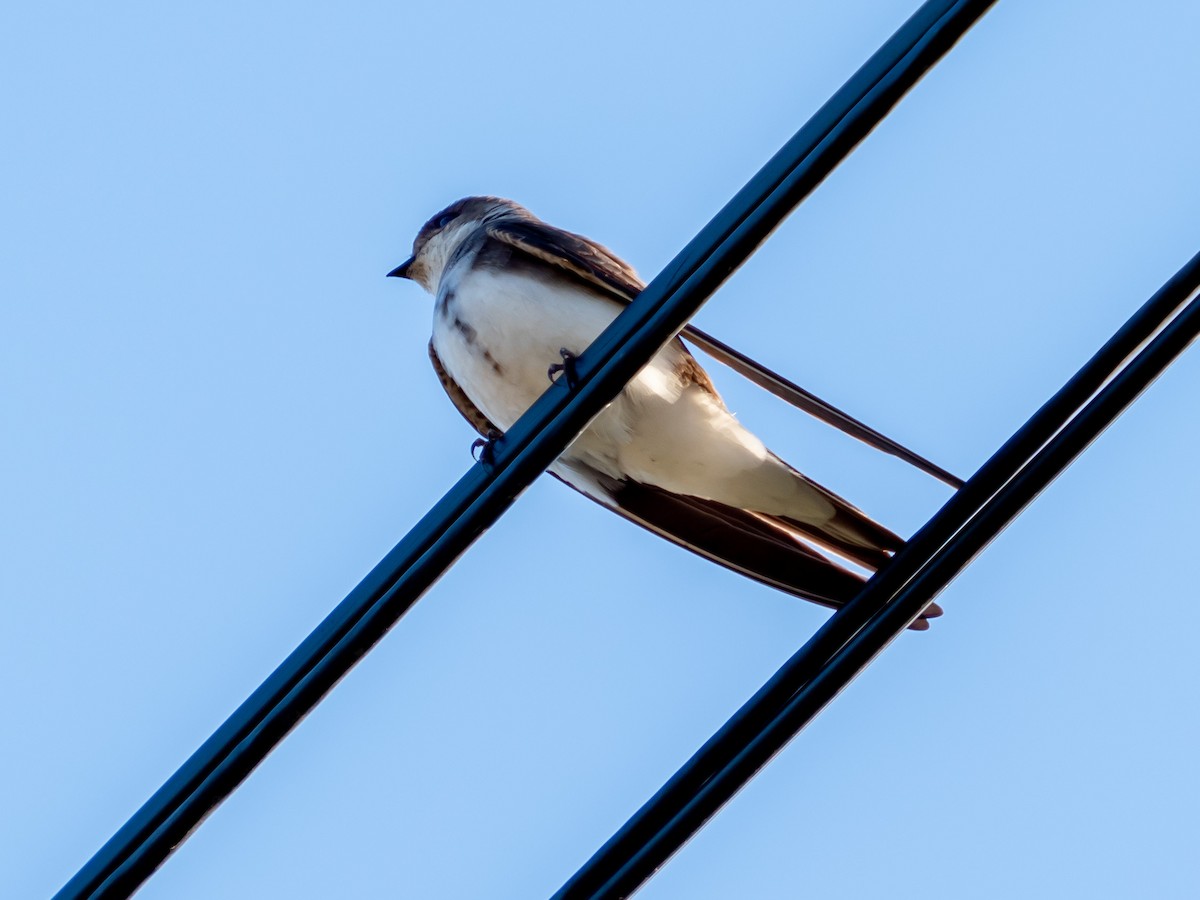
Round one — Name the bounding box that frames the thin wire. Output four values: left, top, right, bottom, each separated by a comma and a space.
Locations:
551, 257, 1200, 899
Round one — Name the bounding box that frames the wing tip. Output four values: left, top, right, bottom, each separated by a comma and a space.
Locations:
907, 600, 945, 631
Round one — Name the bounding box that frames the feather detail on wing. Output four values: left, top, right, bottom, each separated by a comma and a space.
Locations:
757, 452, 906, 571
552, 462, 940, 630
486, 218, 645, 302
429, 341, 497, 436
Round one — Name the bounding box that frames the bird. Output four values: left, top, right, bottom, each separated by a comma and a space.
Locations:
388, 196, 941, 629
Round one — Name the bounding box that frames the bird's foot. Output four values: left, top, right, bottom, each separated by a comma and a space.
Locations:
547, 348, 580, 390
470, 429, 504, 469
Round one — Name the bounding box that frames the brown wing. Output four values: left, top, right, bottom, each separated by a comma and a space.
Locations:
765, 452, 905, 571
428, 341, 496, 437
553, 462, 940, 630
486, 218, 645, 302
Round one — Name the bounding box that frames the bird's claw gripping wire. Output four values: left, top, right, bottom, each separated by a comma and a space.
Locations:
547, 348, 580, 390
471, 429, 503, 468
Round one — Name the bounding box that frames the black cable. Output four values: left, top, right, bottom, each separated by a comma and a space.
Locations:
551, 258, 1200, 899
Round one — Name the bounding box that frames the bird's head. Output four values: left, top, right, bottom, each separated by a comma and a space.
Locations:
388, 196, 529, 293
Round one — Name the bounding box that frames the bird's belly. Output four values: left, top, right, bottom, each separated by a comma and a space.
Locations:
431, 268, 632, 454
431, 267, 781, 494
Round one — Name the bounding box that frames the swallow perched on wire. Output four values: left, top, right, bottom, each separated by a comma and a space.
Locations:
389, 196, 941, 628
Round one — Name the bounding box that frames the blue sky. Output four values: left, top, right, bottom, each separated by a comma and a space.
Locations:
3, 1, 1198, 897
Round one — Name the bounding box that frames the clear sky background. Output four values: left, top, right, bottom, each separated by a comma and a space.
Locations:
3, 1, 1198, 897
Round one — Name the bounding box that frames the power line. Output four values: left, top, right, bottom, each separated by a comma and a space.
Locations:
551, 254, 1200, 899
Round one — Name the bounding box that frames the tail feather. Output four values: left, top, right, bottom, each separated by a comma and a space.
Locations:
553, 463, 941, 630
770, 453, 904, 568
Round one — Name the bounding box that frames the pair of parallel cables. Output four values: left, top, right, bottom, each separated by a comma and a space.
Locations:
58, 1, 1199, 897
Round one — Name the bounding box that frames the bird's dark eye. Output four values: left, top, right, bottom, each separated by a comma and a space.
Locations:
436, 213, 456, 229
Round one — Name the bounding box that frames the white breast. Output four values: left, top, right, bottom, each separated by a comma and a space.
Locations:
432, 264, 695, 476
429, 258, 815, 516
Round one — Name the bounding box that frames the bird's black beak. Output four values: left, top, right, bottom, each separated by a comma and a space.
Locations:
387, 257, 415, 279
